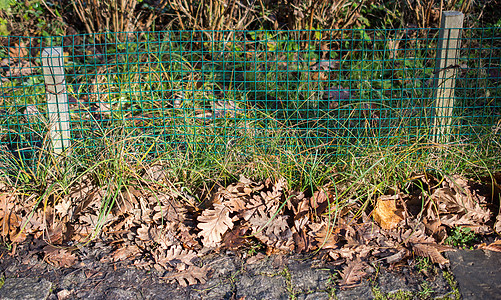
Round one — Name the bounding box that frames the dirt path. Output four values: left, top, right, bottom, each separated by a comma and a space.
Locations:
4, 244, 499, 300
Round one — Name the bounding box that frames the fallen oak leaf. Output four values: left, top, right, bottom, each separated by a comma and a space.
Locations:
161, 265, 210, 287
155, 245, 198, 269
197, 203, 234, 248
44, 247, 77, 268
384, 248, 409, 264
222, 225, 249, 250
479, 240, 501, 252
8, 41, 28, 60
411, 242, 453, 265
310, 189, 330, 215
338, 258, 367, 289
109, 244, 141, 262
308, 222, 342, 250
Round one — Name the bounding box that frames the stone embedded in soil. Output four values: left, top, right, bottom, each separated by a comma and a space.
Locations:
192, 280, 234, 300
448, 249, 501, 300
335, 283, 374, 300
297, 291, 331, 299
375, 268, 455, 299
101, 287, 139, 300
0, 277, 52, 300
288, 260, 333, 293
235, 274, 288, 300
376, 269, 415, 294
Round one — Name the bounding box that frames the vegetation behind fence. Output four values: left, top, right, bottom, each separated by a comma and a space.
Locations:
0, 26, 500, 165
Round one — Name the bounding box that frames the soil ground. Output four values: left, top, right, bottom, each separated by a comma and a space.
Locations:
1, 241, 500, 300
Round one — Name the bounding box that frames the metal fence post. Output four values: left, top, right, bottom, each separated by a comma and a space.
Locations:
41, 47, 71, 155
433, 11, 464, 143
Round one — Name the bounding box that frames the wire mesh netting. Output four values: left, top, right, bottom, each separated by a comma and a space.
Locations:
0, 28, 500, 164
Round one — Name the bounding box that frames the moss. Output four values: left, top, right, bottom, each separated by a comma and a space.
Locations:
437, 271, 461, 300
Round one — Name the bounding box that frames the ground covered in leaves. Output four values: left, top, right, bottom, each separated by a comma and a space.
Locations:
1, 169, 500, 289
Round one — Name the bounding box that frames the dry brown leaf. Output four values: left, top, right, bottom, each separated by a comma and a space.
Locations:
480, 240, 501, 252
222, 225, 249, 250
288, 191, 307, 217
373, 195, 404, 230
55, 198, 72, 218
249, 208, 293, 252
7, 61, 33, 77
1, 211, 21, 239
118, 186, 141, 213
197, 203, 234, 248
151, 193, 186, 224
260, 177, 287, 203
44, 248, 77, 268
292, 222, 311, 253
338, 259, 367, 289
150, 226, 177, 249
391, 220, 435, 245
79, 213, 101, 227
178, 224, 199, 250
384, 249, 409, 264
155, 245, 197, 269
161, 265, 210, 287
412, 243, 452, 264
136, 223, 153, 241
312, 71, 327, 81
428, 175, 492, 233
110, 244, 140, 261
68, 222, 94, 242
310, 189, 330, 215
56, 289, 73, 300
8, 41, 28, 59
308, 223, 341, 250
142, 165, 167, 182
495, 212, 501, 234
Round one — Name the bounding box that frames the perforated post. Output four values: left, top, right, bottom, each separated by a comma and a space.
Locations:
42, 47, 71, 154
433, 11, 464, 143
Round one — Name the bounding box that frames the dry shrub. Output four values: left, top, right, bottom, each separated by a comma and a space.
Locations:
70, 0, 168, 40
277, 0, 365, 32
401, 0, 474, 28
167, 0, 372, 47
167, 0, 258, 41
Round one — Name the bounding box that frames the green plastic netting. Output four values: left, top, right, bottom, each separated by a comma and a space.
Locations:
0, 28, 500, 164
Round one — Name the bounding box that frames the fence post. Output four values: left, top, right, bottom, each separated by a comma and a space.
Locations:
41, 47, 71, 155
432, 11, 464, 143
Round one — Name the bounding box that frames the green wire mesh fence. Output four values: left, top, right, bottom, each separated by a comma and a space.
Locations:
0, 26, 500, 165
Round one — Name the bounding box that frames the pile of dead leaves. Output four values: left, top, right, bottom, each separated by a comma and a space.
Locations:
0, 40, 35, 82
0, 170, 500, 288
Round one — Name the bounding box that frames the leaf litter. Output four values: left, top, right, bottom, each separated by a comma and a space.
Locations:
0, 170, 500, 288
